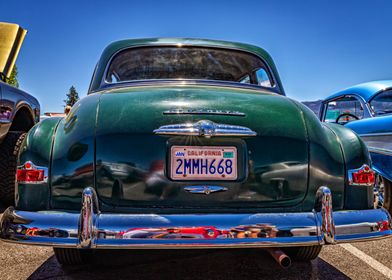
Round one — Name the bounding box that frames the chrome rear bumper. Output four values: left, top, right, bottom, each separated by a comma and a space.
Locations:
1, 187, 391, 249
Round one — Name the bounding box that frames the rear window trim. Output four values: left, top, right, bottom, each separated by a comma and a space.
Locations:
97, 79, 281, 94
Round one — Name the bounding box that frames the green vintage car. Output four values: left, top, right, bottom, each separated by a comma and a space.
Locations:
1, 38, 390, 266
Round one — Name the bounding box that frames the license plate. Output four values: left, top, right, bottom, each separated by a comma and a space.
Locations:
170, 146, 237, 180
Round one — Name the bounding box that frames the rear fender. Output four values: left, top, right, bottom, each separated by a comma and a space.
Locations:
292, 100, 372, 210
293, 102, 345, 211
324, 123, 373, 210
50, 94, 100, 210
16, 117, 62, 210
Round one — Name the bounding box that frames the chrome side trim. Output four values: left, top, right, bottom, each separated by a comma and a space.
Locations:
163, 109, 245, 116
368, 147, 392, 157
153, 120, 257, 138
360, 133, 392, 156
359, 132, 392, 137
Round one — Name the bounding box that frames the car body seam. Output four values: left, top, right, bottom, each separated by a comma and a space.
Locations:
48, 118, 63, 209
322, 123, 348, 207
287, 98, 311, 211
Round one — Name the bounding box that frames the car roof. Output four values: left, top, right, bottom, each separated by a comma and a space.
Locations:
324, 80, 392, 102
89, 38, 284, 93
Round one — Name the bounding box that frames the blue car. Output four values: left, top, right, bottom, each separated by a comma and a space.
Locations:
320, 80, 392, 213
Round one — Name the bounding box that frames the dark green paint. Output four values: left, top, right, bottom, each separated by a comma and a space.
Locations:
15, 39, 373, 213
295, 102, 346, 210
16, 117, 61, 210
325, 123, 373, 210
94, 86, 308, 209
50, 94, 100, 209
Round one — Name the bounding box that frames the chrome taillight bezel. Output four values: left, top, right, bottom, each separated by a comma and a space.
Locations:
348, 164, 375, 187
16, 161, 48, 184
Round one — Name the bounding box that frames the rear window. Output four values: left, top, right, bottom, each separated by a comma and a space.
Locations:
105, 46, 273, 87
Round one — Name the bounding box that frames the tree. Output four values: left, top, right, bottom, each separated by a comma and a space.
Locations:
5, 65, 19, 88
64, 86, 80, 107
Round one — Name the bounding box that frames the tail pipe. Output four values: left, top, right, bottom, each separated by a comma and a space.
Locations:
267, 248, 291, 268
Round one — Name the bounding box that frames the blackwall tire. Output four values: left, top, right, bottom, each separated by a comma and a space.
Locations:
53, 248, 91, 265
284, 245, 322, 261
382, 177, 392, 215
0, 132, 26, 206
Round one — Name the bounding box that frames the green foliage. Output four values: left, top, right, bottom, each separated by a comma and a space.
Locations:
5, 65, 19, 88
64, 86, 80, 107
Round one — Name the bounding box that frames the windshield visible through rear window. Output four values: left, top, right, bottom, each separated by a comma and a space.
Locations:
105, 46, 273, 87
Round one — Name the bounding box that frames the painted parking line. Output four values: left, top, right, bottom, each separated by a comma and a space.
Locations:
340, 244, 392, 279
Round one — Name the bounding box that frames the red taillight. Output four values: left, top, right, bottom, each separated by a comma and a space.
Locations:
352, 170, 375, 185
378, 220, 391, 232
348, 164, 375, 186
16, 161, 48, 184
16, 169, 45, 182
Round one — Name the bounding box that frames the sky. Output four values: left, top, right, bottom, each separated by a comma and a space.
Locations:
1, 0, 392, 113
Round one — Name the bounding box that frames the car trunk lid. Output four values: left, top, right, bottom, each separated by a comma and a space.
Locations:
95, 85, 309, 210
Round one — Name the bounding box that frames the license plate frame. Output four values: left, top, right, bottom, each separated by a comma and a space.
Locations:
170, 146, 238, 181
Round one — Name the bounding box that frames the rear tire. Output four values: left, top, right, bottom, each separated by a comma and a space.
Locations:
284, 245, 322, 261
381, 177, 392, 215
0, 132, 26, 206
53, 248, 91, 265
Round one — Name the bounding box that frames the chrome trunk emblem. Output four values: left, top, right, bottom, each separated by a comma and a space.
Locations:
163, 109, 245, 116
154, 120, 257, 138
184, 186, 228, 195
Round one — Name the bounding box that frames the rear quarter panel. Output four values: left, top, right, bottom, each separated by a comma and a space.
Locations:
324, 123, 373, 209
50, 94, 100, 209
16, 117, 61, 210
291, 101, 346, 210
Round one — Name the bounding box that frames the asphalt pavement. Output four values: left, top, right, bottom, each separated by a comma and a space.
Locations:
1, 212, 391, 280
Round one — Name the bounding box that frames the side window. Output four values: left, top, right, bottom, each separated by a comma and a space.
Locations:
239, 75, 251, 84
324, 96, 364, 123
370, 89, 392, 116
255, 68, 272, 88
110, 74, 119, 83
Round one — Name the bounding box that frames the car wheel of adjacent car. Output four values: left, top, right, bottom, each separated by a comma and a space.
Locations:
0, 132, 26, 206
374, 176, 390, 212
53, 248, 92, 265
284, 245, 322, 261
383, 179, 392, 213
